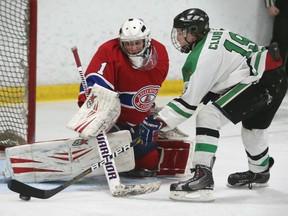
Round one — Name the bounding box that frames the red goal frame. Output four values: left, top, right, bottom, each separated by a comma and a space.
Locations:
27, 0, 37, 143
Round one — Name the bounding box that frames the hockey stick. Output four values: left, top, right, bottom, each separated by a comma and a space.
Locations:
72, 47, 123, 195
71, 46, 161, 196
7, 137, 160, 199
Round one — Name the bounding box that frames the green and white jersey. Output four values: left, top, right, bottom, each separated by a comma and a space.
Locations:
159, 28, 268, 129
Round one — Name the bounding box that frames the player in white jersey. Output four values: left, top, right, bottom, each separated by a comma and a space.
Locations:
137, 8, 287, 201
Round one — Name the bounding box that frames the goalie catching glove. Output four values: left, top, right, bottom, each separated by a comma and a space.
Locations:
67, 84, 121, 138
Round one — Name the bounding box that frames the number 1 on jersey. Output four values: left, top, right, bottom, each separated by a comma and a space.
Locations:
98, 62, 107, 75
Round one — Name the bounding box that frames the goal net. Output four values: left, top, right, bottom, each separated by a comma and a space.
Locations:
0, 0, 37, 150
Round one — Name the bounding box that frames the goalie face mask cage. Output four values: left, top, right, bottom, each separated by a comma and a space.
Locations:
0, 0, 37, 150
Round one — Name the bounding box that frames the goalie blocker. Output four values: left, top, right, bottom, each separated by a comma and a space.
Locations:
3, 131, 193, 182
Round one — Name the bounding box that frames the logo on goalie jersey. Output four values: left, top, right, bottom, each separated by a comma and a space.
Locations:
132, 85, 159, 112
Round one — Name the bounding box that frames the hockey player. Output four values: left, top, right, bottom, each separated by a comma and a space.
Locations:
265, 0, 288, 73
138, 8, 287, 201
77, 18, 170, 176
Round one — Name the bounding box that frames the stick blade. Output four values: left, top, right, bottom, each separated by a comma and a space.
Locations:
7, 179, 61, 199
112, 181, 161, 197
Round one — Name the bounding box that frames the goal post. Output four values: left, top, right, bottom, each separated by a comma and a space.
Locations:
28, 0, 37, 145
0, 0, 37, 150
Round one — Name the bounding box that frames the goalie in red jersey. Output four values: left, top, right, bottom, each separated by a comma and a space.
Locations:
77, 18, 189, 177
3, 18, 192, 184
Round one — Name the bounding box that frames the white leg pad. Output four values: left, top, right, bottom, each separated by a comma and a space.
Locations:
3, 130, 134, 183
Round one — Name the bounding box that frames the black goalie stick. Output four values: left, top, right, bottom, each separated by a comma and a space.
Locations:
7, 137, 160, 200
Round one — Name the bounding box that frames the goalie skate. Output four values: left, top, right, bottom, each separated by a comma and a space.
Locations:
169, 164, 215, 202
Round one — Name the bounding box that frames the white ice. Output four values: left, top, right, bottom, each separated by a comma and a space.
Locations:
1, 96, 288, 216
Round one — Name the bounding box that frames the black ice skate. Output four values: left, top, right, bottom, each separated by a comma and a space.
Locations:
227, 157, 274, 189
169, 164, 215, 202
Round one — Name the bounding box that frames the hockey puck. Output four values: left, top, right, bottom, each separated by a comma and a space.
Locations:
19, 194, 31, 201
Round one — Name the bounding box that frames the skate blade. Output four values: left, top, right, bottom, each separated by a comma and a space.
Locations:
169, 190, 215, 202
226, 182, 269, 189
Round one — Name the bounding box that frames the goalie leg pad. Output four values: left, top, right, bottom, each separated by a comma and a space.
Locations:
4, 130, 135, 183
157, 139, 193, 176
135, 149, 160, 171
121, 139, 194, 178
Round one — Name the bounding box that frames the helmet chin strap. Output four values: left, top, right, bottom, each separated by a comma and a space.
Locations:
181, 37, 197, 53
180, 40, 193, 53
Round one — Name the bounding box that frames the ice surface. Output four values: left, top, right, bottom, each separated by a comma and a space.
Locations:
1, 96, 288, 216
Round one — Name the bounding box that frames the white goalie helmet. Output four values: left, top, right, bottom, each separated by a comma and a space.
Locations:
119, 18, 158, 70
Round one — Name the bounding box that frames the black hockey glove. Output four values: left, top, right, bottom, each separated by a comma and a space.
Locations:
131, 114, 163, 145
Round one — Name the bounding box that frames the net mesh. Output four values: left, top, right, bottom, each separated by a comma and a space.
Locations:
0, 0, 30, 150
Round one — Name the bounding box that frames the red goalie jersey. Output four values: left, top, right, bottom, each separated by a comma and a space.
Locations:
78, 38, 169, 128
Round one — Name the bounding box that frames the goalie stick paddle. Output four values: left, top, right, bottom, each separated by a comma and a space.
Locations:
71, 46, 161, 196
7, 137, 160, 199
